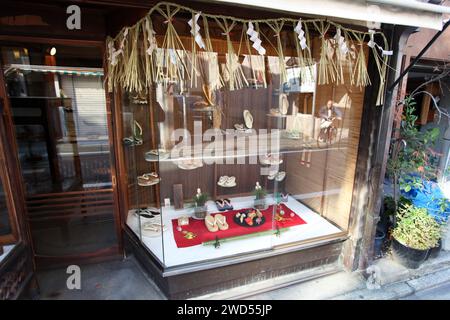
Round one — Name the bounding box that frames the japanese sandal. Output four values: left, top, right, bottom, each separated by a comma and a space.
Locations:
243, 109, 254, 129
275, 171, 286, 181
137, 172, 160, 186
215, 199, 226, 211
223, 199, 233, 210
205, 215, 219, 232
214, 214, 229, 231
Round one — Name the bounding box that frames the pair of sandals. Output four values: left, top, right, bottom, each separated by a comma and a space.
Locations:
260, 153, 283, 165
217, 176, 236, 187
134, 207, 161, 219
145, 149, 170, 162
205, 214, 229, 232
281, 193, 289, 202
142, 221, 168, 237
123, 120, 143, 146
176, 158, 203, 170
215, 199, 233, 211
268, 171, 286, 182
137, 172, 160, 186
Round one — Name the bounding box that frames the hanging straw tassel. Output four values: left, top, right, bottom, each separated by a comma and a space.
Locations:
351, 31, 371, 88
143, 16, 158, 87
214, 17, 248, 90
370, 32, 389, 105
265, 20, 288, 87
122, 24, 146, 94
108, 28, 129, 91
313, 21, 338, 85
202, 15, 224, 90
155, 4, 193, 86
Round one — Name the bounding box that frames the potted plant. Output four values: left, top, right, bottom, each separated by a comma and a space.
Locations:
426, 196, 450, 259
391, 203, 442, 269
386, 97, 440, 213
193, 188, 208, 219
254, 182, 267, 210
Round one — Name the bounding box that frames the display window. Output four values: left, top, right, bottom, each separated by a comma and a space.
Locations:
111, 3, 388, 268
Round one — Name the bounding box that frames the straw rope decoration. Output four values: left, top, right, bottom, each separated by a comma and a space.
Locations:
351, 31, 371, 88
313, 21, 339, 85
143, 16, 158, 87
106, 1, 391, 105
265, 20, 287, 86
214, 17, 248, 90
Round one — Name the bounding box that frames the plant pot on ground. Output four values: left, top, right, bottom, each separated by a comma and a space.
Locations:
391, 204, 442, 269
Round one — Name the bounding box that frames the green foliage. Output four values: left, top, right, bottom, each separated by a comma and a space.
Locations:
387, 96, 440, 197
254, 187, 267, 200
193, 192, 208, 207
384, 196, 411, 216
392, 203, 442, 250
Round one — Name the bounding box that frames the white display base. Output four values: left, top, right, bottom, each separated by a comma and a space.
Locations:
126, 195, 342, 267
0, 244, 15, 264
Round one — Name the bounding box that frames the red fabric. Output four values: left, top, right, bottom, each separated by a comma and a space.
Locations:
171, 204, 306, 248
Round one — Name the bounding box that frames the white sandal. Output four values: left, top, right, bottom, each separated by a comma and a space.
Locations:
215, 214, 229, 231
243, 109, 253, 129
205, 215, 219, 232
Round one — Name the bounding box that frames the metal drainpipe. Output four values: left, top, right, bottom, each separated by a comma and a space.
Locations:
388, 19, 450, 93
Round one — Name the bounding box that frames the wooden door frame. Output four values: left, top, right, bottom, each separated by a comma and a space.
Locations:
0, 61, 30, 248
0, 36, 125, 264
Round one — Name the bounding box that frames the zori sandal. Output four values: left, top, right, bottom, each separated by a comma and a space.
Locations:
205, 215, 219, 232
223, 199, 233, 210
215, 214, 229, 231
215, 199, 226, 211
243, 109, 254, 129
137, 172, 160, 186
132, 120, 143, 145
275, 171, 286, 182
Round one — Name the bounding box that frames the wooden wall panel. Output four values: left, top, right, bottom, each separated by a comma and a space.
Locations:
285, 38, 368, 230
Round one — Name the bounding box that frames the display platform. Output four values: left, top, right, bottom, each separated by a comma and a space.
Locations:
171, 203, 306, 248
127, 195, 342, 267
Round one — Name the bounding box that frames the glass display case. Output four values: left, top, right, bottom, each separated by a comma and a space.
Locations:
118, 43, 367, 268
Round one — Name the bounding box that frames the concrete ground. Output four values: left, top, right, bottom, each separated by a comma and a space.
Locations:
402, 282, 450, 300
36, 256, 165, 300
35, 252, 450, 300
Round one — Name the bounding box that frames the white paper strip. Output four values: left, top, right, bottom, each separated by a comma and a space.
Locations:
247, 22, 266, 55
294, 19, 308, 50
188, 12, 206, 49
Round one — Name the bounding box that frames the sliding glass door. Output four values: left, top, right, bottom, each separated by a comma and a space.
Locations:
1, 43, 119, 266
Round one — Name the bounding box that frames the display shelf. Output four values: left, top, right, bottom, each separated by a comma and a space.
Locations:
151, 137, 349, 164
126, 195, 342, 267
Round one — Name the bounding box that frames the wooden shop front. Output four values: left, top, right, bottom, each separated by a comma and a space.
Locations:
0, 0, 416, 300
107, 2, 392, 298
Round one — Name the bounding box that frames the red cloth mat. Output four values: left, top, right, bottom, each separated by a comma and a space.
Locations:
171, 203, 306, 248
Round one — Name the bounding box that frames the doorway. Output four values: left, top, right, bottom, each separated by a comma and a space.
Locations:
0, 42, 122, 268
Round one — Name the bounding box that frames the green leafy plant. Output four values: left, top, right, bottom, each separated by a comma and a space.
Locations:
386, 96, 440, 210
392, 203, 442, 250
254, 187, 267, 200
193, 192, 208, 207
